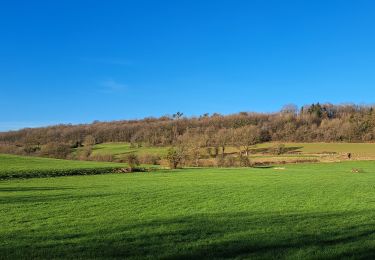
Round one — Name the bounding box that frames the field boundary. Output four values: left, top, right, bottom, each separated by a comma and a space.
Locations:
0, 167, 123, 180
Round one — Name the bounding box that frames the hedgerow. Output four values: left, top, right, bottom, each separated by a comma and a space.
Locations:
0, 167, 123, 180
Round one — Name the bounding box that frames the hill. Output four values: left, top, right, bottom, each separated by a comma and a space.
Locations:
1, 103, 375, 166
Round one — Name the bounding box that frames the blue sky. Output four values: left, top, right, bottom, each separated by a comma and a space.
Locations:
1, 0, 375, 131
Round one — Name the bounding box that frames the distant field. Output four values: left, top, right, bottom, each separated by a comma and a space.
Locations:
1, 161, 375, 259
257, 142, 375, 156
92, 143, 169, 158
0, 154, 124, 179
255, 143, 375, 163
91, 142, 375, 164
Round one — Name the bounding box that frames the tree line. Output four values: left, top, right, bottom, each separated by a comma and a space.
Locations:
1, 103, 375, 160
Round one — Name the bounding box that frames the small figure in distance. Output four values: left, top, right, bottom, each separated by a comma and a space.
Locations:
347, 153, 352, 160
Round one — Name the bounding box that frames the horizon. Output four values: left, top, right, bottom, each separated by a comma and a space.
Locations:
2, 0, 375, 131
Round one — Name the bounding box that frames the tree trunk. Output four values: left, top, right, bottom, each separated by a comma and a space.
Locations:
215, 147, 219, 157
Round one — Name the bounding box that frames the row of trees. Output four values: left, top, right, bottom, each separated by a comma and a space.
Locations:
1, 103, 375, 160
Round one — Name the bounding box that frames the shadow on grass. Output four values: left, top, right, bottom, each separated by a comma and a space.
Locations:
251, 146, 304, 155
2, 210, 375, 259
252, 165, 274, 169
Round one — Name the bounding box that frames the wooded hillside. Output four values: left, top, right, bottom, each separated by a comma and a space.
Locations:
1, 103, 375, 159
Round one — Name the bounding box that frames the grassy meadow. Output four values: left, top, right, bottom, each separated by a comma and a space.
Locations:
1, 158, 375, 259
92, 142, 169, 157
257, 142, 375, 156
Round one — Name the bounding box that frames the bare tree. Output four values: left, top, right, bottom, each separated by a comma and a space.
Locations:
166, 147, 186, 169
216, 128, 231, 157
235, 126, 262, 156
83, 135, 96, 147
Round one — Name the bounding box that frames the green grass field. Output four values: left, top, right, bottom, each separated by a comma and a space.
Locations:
0, 154, 125, 179
1, 159, 375, 259
92, 142, 375, 157
92, 143, 169, 158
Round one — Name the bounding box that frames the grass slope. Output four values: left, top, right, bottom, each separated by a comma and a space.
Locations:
257, 142, 375, 156
92, 143, 169, 157
92, 142, 375, 159
1, 161, 375, 259
0, 154, 125, 179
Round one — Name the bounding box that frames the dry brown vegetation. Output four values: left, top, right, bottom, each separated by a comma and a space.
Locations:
1, 103, 375, 166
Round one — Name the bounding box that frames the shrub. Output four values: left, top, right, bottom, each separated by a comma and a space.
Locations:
77, 146, 93, 160
225, 157, 238, 167
216, 156, 226, 167
40, 142, 72, 159
138, 154, 161, 165
89, 153, 114, 162
0, 167, 122, 180
124, 153, 140, 169
115, 167, 147, 173
23, 145, 40, 155
239, 156, 252, 167
198, 159, 217, 167
217, 156, 238, 167
271, 144, 288, 155
0, 144, 21, 155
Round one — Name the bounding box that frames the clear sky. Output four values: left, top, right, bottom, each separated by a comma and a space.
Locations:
1, 0, 375, 131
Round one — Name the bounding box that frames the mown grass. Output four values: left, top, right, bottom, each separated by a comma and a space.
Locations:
1, 161, 375, 259
0, 154, 125, 179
